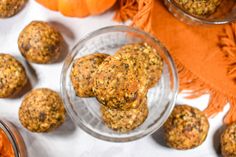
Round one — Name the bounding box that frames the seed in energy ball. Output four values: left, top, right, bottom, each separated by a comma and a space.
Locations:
221, 123, 236, 157
0, 54, 28, 98
18, 21, 64, 64
19, 88, 66, 133
70, 53, 109, 97
174, 0, 222, 17
164, 105, 209, 150
0, 0, 27, 18
101, 96, 148, 133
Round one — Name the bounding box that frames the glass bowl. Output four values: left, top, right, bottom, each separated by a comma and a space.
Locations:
61, 25, 178, 142
164, 0, 236, 24
0, 119, 27, 157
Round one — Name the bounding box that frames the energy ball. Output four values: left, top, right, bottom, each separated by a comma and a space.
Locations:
93, 53, 148, 109
70, 53, 109, 97
0, 0, 27, 18
164, 105, 209, 150
18, 21, 64, 64
0, 54, 27, 98
101, 96, 148, 133
116, 43, 163, 88
174, 0, 222, 17
221, 123, 236, 157
19, 88, 66, 133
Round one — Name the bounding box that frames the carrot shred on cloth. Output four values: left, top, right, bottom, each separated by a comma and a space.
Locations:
114, 0, 236, 124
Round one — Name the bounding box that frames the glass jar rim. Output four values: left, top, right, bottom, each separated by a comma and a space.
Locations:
166, 0, 236, 24
0, 119, 20, 157
60, 25, 179, 142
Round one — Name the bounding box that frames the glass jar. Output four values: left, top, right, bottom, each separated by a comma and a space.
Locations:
61, 25, 178, 142
164, 0, 236, 24
0, 119, 27, 157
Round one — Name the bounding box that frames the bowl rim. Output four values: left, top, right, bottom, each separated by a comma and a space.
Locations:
165, 0, 236, 24
60, 25, 179, 142
0, 120, 21, 157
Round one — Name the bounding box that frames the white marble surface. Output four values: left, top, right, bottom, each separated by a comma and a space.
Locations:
0, 1, 229, 156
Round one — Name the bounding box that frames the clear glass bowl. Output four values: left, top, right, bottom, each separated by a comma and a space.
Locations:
61, 26, 178, 142
164, 0, 236, 24
0, 119, 27, 157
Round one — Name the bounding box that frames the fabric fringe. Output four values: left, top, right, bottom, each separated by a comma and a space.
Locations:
113, 0, 138, 22
114, 0, 154, 33
132, 0, 154, 33
176, 59, 236, 124
219, 23, 236, 80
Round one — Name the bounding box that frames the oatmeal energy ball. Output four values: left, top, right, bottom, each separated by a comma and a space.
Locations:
0, 0, 27, 18
70, 53, 109, 97
164, 105, 209, 150
19, 88, 66, 132
18, 21, 64, 64
174, 0, 222, 17
116, 43, 163, 88
101, 96, 148, 133
93, 53, 148, 109
0, 54, 27, 98
221, 123, 236, 157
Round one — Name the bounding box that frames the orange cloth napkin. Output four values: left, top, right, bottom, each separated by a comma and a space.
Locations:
151, 0, 236, 124
114, 0, 236, 124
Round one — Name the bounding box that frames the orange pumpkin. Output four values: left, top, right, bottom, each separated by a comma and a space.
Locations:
36, 0, 116, 17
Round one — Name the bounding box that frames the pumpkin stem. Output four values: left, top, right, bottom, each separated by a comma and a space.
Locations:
114, 0, 138, 22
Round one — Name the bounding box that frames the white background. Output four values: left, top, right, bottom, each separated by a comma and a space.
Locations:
0, 0, 228, 156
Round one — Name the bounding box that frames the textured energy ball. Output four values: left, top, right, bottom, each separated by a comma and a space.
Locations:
174, 0, 222, 17
93, 53, 148, 109
0, 54, 27, 98
0, 0, 27, 18
221, 123, 236, 157
164, 105, 209, 150
18, 21, 64, 64
101, 96, 148, 133
19, 88, 66, 132
116, 43, 163, 88
70, 53, 109, 97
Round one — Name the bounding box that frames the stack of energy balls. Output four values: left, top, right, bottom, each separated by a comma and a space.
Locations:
70, 43, 164, 133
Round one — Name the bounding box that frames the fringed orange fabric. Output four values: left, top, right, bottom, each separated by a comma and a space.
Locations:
114, 0, 154, 33
114, 0, 236, 124
176, 59, 235, 124
224, 99, 236, 123
114, 0, 138, 22
132, 0, 154, 33
219, 23, 236, 80
151, 0, 236, 124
